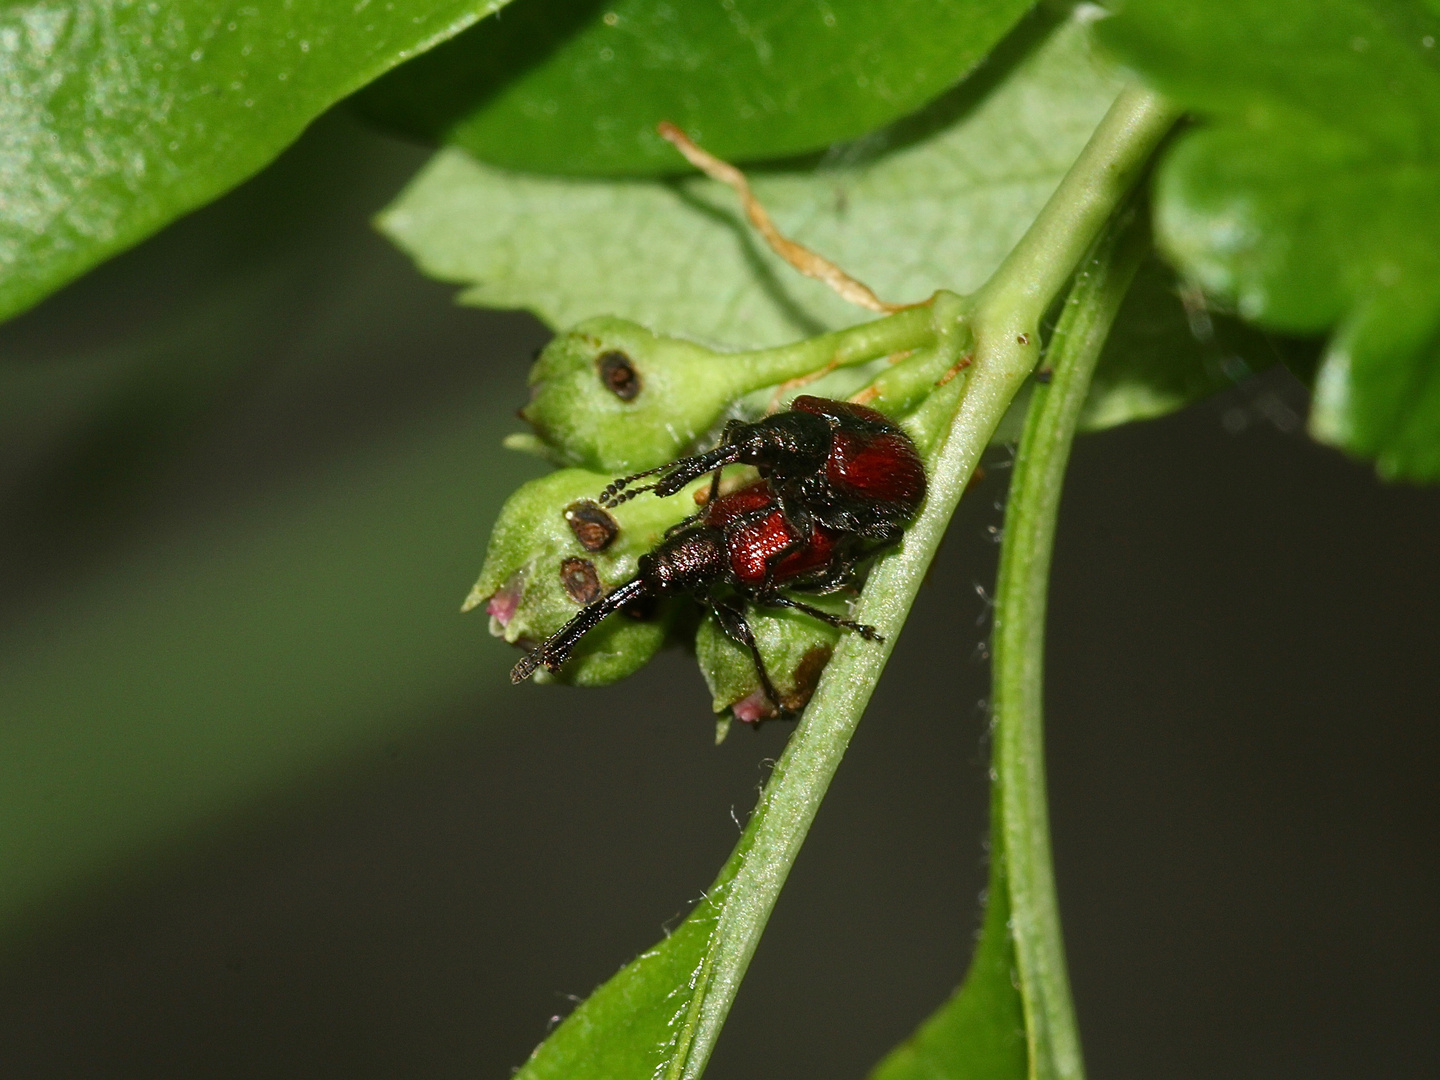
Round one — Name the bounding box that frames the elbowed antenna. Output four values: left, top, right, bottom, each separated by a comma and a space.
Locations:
651, 442, 744, 497
597, 462, 671, 508
599, 441, 744, 508
511, 577, 650, 683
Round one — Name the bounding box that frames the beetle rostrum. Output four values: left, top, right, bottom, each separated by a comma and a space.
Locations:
511, 398, 927, 720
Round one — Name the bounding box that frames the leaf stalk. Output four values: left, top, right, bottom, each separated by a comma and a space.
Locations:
671, 86, 1177, 1080
512, 83, 1179, 1080
991, 201, 1152, 1080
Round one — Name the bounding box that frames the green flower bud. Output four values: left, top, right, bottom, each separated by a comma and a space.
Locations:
696, 595, 854, 728
465, 468, 698, 685
522, 308, 940, 473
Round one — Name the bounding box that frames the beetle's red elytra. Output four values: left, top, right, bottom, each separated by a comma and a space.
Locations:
511, 397, 927, 720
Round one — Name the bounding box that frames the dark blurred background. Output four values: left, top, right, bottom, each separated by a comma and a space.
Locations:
0, 110, 1435, 1080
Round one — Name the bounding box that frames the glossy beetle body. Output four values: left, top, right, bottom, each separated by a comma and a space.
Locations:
514, 479, 877, 711
601, 395, 926, 545
695, 478, 839, 586
513, 398, 927, 718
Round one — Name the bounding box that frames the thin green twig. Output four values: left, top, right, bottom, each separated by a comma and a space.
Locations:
670, 86, 1178, 1080
991, 202, 1153, 1080
509, 85, 1177, 1080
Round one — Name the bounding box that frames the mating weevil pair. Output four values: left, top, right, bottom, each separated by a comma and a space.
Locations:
511, 395, 927, 717
494, 121, 947, 720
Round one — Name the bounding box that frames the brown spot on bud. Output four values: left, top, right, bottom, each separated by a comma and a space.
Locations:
597, 350, 641, 401
734, 642, 838, 725
782, 644, 835, 713
564, 499, 619, 551
559, 558, 602, 605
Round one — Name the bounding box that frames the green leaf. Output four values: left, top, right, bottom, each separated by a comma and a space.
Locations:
509, 843, 741, 1080
1099, 0, 1440, 478
382, 11, 1251, 433
869, 874, 1026, 1080
378, 8, 1124, 350
0, 0, 512, 325
1082, 253, 1275, 433
356, 0, 1037, 175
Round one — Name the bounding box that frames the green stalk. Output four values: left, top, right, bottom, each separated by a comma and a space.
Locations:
512, 85, 1178, 1080
990, 203, 1152, 1080
671, 87, 1178, 1079
730, 300, 941, 379
958, 85, 1179, 470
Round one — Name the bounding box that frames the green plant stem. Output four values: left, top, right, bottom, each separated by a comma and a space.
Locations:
732, 300, 941, 377
991, 203, 1151, 1080
957, 86, 1179, 473
668, 86, 1178, 1080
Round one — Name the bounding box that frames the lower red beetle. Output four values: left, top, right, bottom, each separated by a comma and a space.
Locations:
512, 398, 927, 715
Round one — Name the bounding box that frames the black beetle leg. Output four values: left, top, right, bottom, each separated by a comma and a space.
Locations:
755, 592, 884, 643
706, 464, 724, 505
789, 534, 873, 593
663, 511, 704, 538
710, 598, 790, 720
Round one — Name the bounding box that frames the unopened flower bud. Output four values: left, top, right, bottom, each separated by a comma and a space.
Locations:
465, 468, 697, 685
522, 314, 936, 473
695, 597, 853, 725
